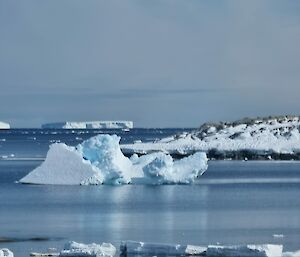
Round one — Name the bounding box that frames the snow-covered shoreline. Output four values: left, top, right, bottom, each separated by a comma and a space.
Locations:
121, 116, 300, 160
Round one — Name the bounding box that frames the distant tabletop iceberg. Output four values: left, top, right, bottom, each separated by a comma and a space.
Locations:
19, 134, 207, 185
122, 115, 300, 160
41, 121, 133, 129
0, 121, 10, 129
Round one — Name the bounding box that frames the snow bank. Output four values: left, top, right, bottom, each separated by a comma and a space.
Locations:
19, 134, 207, 185
0, 249, 14, 257
60, 241, 116, 257
0, 121, 10, 129
122, 116, 300, 158
42, 121, 133, 129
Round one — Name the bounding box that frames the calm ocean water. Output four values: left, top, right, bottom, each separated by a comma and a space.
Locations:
0, 129, 300, 256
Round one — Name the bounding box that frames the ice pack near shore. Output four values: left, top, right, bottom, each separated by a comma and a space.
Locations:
19, 134, 207, 185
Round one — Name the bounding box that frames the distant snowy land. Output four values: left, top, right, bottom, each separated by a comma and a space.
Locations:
122, 116, 300, 160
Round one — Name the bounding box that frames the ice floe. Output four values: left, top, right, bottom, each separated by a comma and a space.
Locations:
19, 134, 207, 185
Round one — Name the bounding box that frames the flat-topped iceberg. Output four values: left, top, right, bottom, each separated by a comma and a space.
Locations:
0, 121, 10, 129
19, 134, 207, 185
41, 121, 133, 129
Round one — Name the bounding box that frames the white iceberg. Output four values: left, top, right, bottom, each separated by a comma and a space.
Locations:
0, 249, 14, 257
60, 241, 116, 257
0, 121, 10, 129
19, 134, 208, 185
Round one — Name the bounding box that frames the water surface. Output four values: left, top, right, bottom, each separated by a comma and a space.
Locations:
0, 160, 299, 256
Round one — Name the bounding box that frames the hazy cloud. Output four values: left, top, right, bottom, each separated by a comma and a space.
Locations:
0, 0, 299, 127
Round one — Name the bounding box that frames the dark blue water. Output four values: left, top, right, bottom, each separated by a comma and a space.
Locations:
0, 129, 300, 256
0, 128, 192, 159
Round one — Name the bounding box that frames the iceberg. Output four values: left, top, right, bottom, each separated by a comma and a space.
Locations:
19, 134, 208, 185
41, 121, 133, 129
0, 249, 14, 257
0, 121, 10, 129
60, 241, 116, 257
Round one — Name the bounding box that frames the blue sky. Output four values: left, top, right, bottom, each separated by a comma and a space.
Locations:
0, 1, 300, 127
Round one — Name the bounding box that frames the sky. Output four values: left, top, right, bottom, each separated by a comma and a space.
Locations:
0, 1, 300, 128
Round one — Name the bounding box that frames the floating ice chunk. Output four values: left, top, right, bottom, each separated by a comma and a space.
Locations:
206, 244, 282, 257
60, 241, 116, 257
19, 135, 207, 185
120, 241, 206, 256
0, 248, 14, 257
